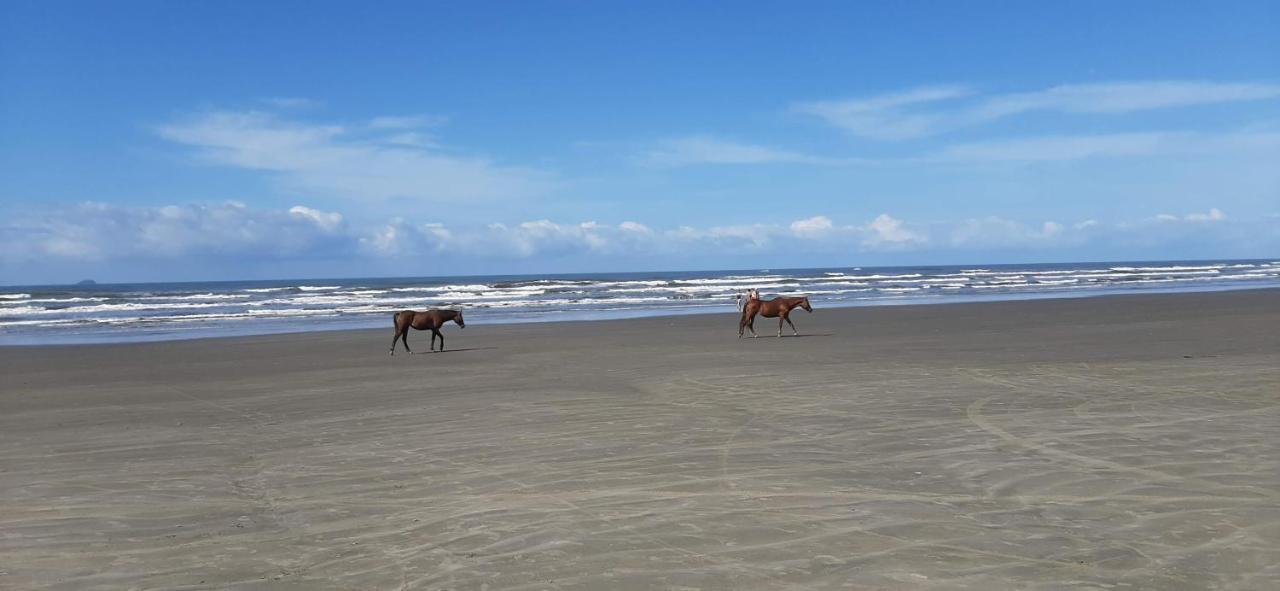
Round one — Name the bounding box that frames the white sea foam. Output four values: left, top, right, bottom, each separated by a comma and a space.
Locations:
1111, 265, 1223, 272
0, 305, 46, 315
1027, 269, 1093, 275
840, 273, 924, 280
138, 293, 249, 301
10, 297, 110, 304
3, 301, 232, 315
972, 283, 1034, 289
249, 294, 435, 307
0, 318, 91, 327
672, 276, 789, 286
1221, 273, 1276, 280
0, 293, 31, 300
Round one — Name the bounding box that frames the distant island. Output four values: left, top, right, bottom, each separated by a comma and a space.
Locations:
76, 279, 97, 286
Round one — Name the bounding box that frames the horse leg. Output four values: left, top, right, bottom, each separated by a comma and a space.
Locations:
401, 328, 413, 355
785, 314, 799, 336
778, 315, 785, 337
747, 311, 759, 338
391, 314, 404, 355
433, 328, 444, 351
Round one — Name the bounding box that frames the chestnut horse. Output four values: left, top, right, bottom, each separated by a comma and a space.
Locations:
390, 309, 465, 355
739, 294, 812, 338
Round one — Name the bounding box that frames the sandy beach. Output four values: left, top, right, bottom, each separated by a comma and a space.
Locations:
2, 289, 1278, 590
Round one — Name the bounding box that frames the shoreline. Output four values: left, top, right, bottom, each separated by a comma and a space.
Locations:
5, 284, 1279, 348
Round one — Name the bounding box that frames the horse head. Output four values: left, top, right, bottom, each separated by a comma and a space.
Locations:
799, 297, 812, 312
453, 309, 465, 328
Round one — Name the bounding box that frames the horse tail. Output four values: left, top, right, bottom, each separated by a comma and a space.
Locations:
393, 311, 401, 326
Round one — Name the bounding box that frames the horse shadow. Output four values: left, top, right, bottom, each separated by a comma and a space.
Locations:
410, 346, 498, 355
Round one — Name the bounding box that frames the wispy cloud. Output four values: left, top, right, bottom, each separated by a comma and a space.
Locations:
1156, 208, 1227, 223
793, 86, 973, 140
158, 110, 553, 203
366, 114, 449, 130
642, 135, 874, 167
796, 81, 1280, 140
934, 129, 1280, 162
643, 136, 821, 166
262, 97, 321, 109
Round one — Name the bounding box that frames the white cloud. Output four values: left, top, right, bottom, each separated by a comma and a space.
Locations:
288, 205, 344, 230
358, 218, 453, 256
790, 215, 834, 237
864, 214, 925, 246
947, 217, 1073, 249
1, 202, 350, 263
1157, 208, 1227, 223
158, 111, 552, 204
619, 221, 652, 234
797, 81, 1280, 140
1185, 208, 1227, 222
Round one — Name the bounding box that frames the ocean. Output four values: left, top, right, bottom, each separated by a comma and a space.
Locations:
2, 259, 1278, 345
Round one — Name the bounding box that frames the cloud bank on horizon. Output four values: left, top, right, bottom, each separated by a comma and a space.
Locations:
4, 199, 1274, 283
2, 4, 1277, 283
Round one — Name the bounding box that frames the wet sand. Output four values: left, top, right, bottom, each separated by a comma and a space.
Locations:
2, 289, 1279, 590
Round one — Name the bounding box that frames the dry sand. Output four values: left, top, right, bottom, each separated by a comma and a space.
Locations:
2, 289, 1279, 590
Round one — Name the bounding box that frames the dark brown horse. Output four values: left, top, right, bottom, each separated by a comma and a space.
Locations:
739, 294, 812, 338
390, 309, 465, 355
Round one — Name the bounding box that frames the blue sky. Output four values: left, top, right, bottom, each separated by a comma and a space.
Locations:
2, 1, 1278, 283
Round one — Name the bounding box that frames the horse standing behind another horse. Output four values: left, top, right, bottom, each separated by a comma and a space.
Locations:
390, 309, 465, 355
739, 295, 812, 338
